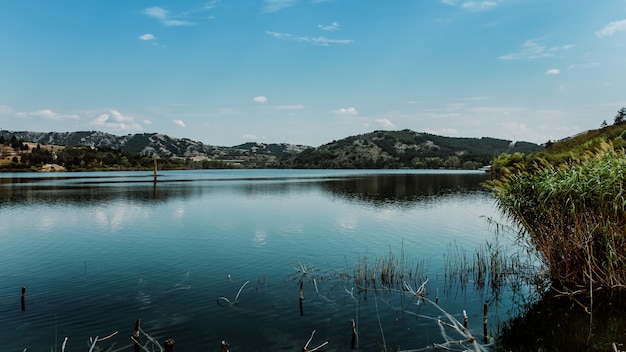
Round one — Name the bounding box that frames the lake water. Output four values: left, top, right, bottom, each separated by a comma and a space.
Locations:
0, 169, 524, 351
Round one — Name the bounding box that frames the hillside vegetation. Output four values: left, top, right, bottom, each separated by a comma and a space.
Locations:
1, 129, 541, 170
492, 115, 626, 175
281, 129, 540, 169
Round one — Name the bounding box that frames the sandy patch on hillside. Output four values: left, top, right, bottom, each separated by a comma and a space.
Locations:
40, 163, 66, 172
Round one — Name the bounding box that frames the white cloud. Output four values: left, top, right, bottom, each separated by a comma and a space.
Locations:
139, 33, 156, 41
91, 110, 142, 131
441, 0, 498, 11
266, 31, 353, 46
262, 0, 298, 13
461, 1, 497, 12
596, 19, 626, 37
334, 107, 358, 115
110, 110, 132, 122
173, 119, 186, 127
318, 22, 339, 31
425, 127, 460, 136
499, 39, 573, 60
546, 68, 560, 75
0, 104, 15, 113
143, 7, 168, 19
142, 6, 194, 26
243, 134, 257, 140
376, 118, 396, 129
253, 96, 268, 103
17, 109, 79, 121
143, 119, 153, 125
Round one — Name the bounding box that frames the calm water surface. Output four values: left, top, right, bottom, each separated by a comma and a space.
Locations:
1, 170, 514, 351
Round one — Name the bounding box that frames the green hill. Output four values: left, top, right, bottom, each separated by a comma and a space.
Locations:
281, 129, 541, 169
492, 122, 626, 175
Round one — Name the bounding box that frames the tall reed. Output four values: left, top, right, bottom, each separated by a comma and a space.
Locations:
486, 142, 626, 291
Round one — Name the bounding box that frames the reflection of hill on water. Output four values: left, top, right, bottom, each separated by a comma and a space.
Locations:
0, 172, 492, 207
321, 173, 491, 207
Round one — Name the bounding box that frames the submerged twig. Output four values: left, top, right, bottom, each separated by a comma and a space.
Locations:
217, 280, 250, 307
302, 330, 328, 352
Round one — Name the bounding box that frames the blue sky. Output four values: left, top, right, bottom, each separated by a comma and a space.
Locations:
1, 0, 625, 147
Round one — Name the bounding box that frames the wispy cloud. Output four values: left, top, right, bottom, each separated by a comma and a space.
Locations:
499, 39, 574, 60
266, 31, 353, 46
262, 0, 298, 13
91, 110, 142, 131
596, 19, 626, 37
440, 0, 499, 11
0, 104, 14, 113
376, 118, 396, 129
179, 1, 221, 18
318, 22, 339, 31
173, 119, 186, 127
139, 33, 156, 41
253, 96, 268, 103
16, 109, 79, 121
334, 107, 358, 115
546, 68, 560, 75
462, 1, 498, 12
143, 6, 195, 26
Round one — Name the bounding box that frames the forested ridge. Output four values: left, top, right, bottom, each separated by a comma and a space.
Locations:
0, 129, 542, 171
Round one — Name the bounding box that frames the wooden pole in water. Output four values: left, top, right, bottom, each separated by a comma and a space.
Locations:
220, 340, 230, 352
350, 319, 358, 349
165, 338, 175, 352
21, 286, 26, 311
299, 281, 304, 316
483, 302, 488, 343
133, 319, 141, 352
153, 159, 158, 182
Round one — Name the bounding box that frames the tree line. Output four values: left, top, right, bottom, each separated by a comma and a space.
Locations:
0, 136, 234, 171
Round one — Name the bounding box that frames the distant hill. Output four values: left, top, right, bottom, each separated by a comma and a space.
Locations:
0, 130, 309, 164
280, 129, 541, 169
0, 129, 542, 169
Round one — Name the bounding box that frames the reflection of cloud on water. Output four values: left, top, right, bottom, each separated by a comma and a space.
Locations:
135, 290, 152, 309
91, 208, 127, 232
253, 229, 267, 245
370, 208, 395, 221
336, 215, 358, 234
173, 206, 185, 220
92, 206, 151, 232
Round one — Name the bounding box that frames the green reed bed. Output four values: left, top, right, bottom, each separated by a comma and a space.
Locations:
350, 247, 430, 292
444, 228, 545, 301
486, 143, 626, 292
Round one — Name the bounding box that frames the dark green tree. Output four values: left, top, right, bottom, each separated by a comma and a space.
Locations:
614, 107, 626, 125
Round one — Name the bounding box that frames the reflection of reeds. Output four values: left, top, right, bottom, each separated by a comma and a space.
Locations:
496, 289, 626, 351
